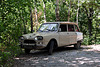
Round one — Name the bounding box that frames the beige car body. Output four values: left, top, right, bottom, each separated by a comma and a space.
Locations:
19, 22, 83, 50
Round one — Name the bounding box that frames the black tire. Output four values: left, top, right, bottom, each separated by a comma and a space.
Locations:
25, 49, 31, 54
74, 41, 81, 49
48, 40, 55, 55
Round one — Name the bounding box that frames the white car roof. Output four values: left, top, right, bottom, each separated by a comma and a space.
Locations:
44, 22, 78, 25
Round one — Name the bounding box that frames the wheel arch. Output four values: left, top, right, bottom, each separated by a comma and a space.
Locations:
46, 38, 58, 49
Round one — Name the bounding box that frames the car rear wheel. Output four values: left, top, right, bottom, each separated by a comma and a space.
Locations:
48, 40, 55, 55
74, 41, 81, 49
25, 49, 31, 54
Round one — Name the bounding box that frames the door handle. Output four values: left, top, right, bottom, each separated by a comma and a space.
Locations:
67, 33, 69, 34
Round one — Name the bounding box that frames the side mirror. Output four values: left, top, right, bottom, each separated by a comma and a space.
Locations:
58, 28, 61, 32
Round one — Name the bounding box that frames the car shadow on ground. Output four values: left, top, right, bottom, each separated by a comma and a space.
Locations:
14, 46, 100, 67
19, 45, 90, 57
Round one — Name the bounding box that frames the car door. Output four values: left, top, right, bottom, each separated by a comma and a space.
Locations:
68, 24, 77, 44
59, 24, 70, 46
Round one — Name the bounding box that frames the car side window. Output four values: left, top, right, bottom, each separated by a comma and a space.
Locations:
75, 25, 79, 32
68, 24, 75, 32
60, 24, 67, 32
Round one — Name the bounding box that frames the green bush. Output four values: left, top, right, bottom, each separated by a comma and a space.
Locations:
0, 45, 22, 67
82, 35, 100, 45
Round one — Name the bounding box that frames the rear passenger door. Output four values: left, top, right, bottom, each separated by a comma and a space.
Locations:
68, 24, 77, 44
59, 24, 70, 46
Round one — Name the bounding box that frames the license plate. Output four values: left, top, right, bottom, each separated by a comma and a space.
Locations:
24, 43, 35, 45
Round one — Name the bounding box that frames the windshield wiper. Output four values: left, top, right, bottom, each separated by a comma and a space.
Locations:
38, 29, 56, 32
46, 29, 51, 31
46, 29, 56, 31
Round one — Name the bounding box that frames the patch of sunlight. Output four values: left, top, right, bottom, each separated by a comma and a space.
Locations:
43, 58, 48, 60
58, 59, 64, 62
94, 59, 100, 63
91, 45, 100, 51
78, 61, 85, 64
76, 57, 91, 60
15, 58, 20, 60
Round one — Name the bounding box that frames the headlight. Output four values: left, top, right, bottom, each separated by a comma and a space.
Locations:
19, 36, 24, 40
34, 37, 38, 40
34, 36, 43, 41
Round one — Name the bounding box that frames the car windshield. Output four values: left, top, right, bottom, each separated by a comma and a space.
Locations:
38, 23, 58, 32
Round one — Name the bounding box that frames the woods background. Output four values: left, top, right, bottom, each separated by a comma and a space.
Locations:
0, 0, 100, 66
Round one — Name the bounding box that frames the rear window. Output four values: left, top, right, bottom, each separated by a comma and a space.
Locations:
75, 25, 79, 32
68, 24, 75, 32
60, 24, 67, 32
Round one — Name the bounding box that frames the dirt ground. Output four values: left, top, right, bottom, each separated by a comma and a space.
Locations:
13, 45, 100, 67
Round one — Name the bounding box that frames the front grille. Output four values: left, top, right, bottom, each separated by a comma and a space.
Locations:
24, 40, 36, 44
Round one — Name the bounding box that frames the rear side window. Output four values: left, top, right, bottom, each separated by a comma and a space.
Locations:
75, 25, 79, 32
68, 24, 75, 32
60, 24, 67, 32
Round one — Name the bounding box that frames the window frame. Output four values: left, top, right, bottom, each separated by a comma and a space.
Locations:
59, 24, 67, 32
37, 23, 59, 32
68, 24, 75, 32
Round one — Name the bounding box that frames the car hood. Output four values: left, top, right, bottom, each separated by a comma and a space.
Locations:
22, 32, 52, 39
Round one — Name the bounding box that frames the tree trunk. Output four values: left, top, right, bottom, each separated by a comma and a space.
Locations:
87, 7, 94, 45
55, 0, 60, 21
35, 7, 38, 31
83, 5, 94, 38
30, 7, 33, 33
95, 22, 97, 45
68, 0, 71, 22
43, 1, 46, 23
76, 0, 79, 24
88, 7, 94, 38
88, 19, 92, 38
34, 0, 38, 31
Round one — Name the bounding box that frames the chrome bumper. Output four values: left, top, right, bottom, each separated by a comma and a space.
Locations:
19, 44, 46, 49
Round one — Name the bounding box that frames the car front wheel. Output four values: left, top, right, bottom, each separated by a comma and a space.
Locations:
48, 40, 55, 55
25, 49, 31, 54
74, 41, 81, 49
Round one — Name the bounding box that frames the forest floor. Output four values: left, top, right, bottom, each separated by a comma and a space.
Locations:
13, 45, 100, 67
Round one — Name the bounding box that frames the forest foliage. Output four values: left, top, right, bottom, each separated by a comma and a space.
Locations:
0, 0, 100, 66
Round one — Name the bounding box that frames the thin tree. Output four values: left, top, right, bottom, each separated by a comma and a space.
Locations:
34, 0, 38, 31
43, 0, 46, 23
30, 7, 33, 33
82, 2, 94, 44
30, 0, 33, 33
35, 7, 38, 31
55, 0, 60, 21
68, 0, 71, 22
76, 0, 79, 24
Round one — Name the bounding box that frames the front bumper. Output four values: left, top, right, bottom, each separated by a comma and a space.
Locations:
19, 44, 46, 50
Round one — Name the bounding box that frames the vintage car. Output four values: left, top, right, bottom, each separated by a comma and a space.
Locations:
19, 22, 83, 55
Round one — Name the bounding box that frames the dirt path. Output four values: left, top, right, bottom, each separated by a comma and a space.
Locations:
13, 45, 100, 67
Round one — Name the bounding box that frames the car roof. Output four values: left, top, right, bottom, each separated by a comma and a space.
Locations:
45, 22, 78, 25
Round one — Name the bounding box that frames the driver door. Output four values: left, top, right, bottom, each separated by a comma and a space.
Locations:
59, 24, 70, 46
